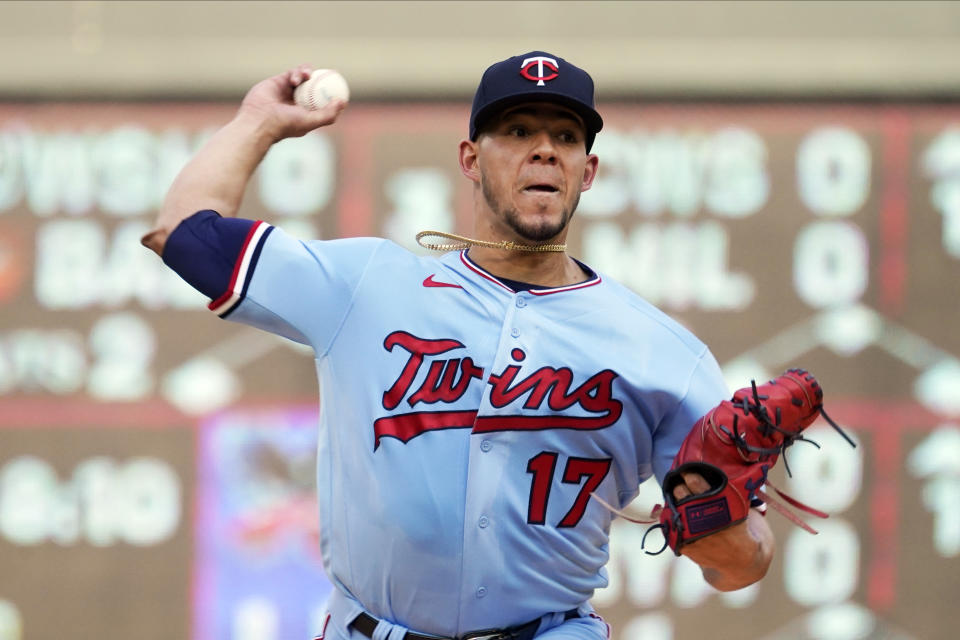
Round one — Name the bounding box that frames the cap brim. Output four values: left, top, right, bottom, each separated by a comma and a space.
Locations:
471, 91, 603, 141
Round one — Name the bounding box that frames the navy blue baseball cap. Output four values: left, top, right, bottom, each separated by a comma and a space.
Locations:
470, 51, 603, 152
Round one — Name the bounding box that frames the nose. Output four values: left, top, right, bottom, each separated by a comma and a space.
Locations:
529, 131, 558, 164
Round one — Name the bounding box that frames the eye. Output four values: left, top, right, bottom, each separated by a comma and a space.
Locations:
508, 125, 529, 137
558, 130, 579, 144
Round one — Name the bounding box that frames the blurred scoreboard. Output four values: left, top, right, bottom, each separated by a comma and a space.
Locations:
0, 101, 958, 639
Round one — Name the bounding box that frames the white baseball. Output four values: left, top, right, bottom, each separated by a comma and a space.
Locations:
293, 69, 350, 111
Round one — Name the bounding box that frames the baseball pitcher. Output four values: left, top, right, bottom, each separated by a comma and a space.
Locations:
143, 51, 848, 640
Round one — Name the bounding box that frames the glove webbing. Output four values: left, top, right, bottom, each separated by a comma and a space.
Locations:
722, 379, 856, 477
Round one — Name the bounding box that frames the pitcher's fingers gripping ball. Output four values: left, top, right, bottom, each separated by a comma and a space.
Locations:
648, 368, 856, 555
294, 69, 350, 111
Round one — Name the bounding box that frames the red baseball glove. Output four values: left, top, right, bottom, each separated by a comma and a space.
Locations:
645, 368, 855, 555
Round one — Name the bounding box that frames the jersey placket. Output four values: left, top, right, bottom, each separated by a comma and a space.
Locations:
458, 290, 533, 628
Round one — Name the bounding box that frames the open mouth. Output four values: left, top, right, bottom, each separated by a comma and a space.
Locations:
524, 184, 559, 193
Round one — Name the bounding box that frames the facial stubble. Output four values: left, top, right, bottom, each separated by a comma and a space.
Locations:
480, 174, 581, 243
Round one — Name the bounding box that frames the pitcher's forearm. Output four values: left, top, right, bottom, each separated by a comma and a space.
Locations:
161, 111, 277, 225
688, 509, 775, 592
142, 111, 276, 256
142, 65, 346, 256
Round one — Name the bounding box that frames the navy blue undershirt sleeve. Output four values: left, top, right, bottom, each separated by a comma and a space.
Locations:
161, 210, 262, 300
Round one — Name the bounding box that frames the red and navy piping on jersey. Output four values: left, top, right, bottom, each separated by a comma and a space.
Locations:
459, 250, 601, 294
161, 209, 274, 319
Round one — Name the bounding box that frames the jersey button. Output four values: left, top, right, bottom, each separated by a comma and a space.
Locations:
476, 587, 487, 598
516, 298, 527, 308
510, 327, 520, 338
480, 440, 492, 452
478, 516, 489, 528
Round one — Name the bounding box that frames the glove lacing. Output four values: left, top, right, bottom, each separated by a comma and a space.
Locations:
594, 376, 857, 555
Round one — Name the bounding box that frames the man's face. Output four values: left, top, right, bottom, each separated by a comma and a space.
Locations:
469, 103, 599, 243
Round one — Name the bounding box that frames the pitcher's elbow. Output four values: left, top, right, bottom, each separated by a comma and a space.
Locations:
141, 227, 169, 257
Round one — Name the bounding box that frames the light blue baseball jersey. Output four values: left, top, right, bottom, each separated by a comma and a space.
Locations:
164, 212, 729, 638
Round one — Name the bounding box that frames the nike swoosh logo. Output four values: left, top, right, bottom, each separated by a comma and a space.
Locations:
423, 274, 463, 289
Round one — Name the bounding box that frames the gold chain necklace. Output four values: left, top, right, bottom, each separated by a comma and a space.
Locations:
415, 230, 567, 253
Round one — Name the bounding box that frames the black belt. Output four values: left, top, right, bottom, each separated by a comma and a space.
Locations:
351, 610, 579, 640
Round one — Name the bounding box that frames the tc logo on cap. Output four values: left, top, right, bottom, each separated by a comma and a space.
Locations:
520, 56, 559, 86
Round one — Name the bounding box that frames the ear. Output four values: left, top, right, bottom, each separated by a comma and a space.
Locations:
579, 153, 600, 192
458, 139, 481, 184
